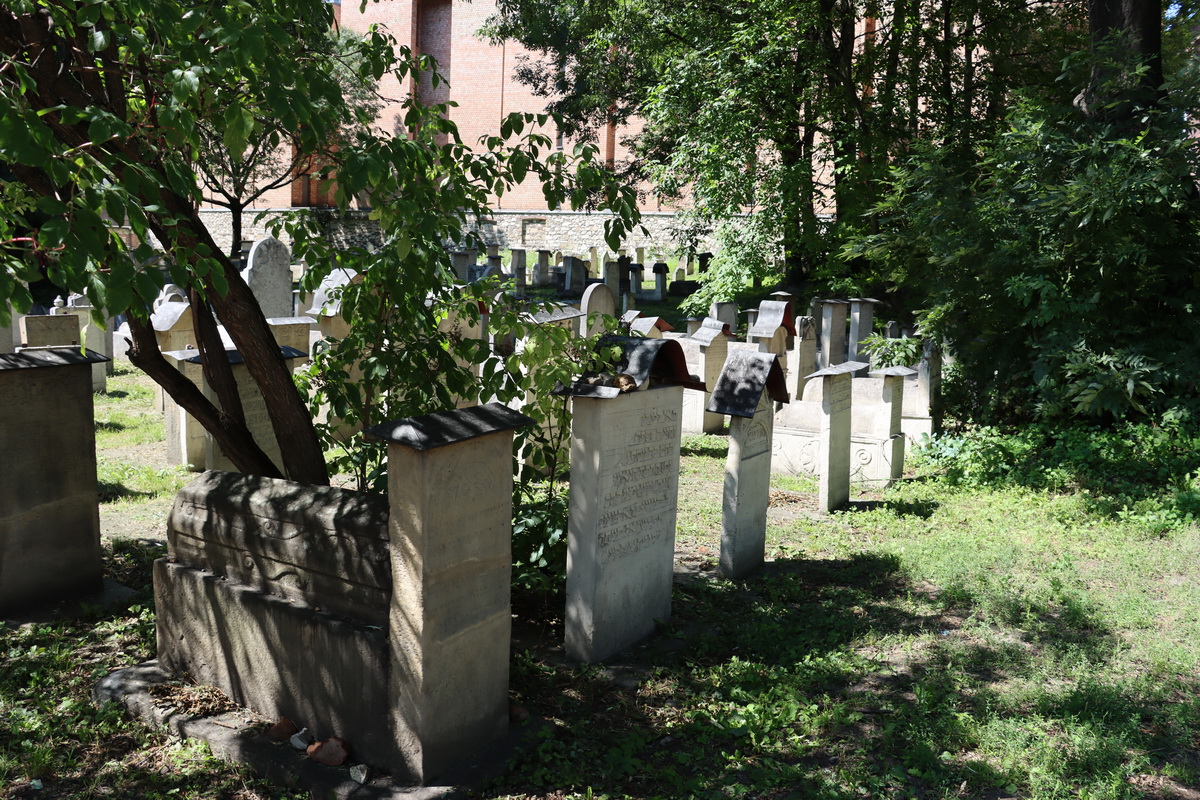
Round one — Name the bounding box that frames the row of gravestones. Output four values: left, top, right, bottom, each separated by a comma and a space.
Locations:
137, 333, 795, 787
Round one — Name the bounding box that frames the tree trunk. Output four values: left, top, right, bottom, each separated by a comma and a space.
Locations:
1079, 0, 1164, 119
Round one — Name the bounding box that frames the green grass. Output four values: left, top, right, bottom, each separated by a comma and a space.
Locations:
5, 359, 1200, 799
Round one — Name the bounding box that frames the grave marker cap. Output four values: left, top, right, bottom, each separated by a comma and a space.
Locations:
364, 402, 534, 450
706, 351, 789, 417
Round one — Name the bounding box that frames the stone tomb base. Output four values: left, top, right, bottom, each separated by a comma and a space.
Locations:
772, 426, 902, 487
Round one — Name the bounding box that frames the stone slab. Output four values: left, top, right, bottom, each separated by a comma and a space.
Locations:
364, 402, 534, 451
721, 394, 774, 579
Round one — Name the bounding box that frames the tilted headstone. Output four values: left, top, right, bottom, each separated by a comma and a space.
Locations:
847, 298, 880, 365
818, 299, 849, 368
679, 317, 734, 434
366, 403, 533, 781
0, 348, 108, 613
580, 282, 617, 337
241, 237, 293, 320
555, 337, 703, 662
706, 351, 788, 579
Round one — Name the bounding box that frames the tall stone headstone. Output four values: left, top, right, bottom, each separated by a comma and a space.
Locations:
787, 316, 818, 402
558, 337, 701, 662
847, 298, 879, 364
151, 300, 196, 353
747, 300, 796, 377
808, 362, 862, 512
365, 403, 533, 782
818, 299, 849, 368
536, 250, 552, 287
706, 351, 788, 579
57, 294, 113, 390
679, 318, 733, 434
902, 339, 942, 443
709, 301, 739, 333
241, 237, 293, 319
562, 256, 588, 295
0, 348, 108, 613
652, 262, 669, 302
580, 282, 617, 337
604, 261, 620, 297
450, 251, 474, 283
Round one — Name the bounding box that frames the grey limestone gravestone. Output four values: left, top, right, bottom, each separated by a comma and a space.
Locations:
0, 348, 109, 614
706, 350, 789, 579
818, 299, 849, 368
580, 282, 617, 338
556, 336, 703, 662
153, 403, 532, 784
678, 317, 734, 435
241, 237, 293, 319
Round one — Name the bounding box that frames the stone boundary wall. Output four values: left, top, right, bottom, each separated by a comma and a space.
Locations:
198, 208, 717, 260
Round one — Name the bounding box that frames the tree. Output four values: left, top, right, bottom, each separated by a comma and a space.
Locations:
0, 0, 637, 484
486, 0, 1083, 296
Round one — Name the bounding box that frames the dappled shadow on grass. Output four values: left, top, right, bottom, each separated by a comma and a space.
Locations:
95, 419, 128, 433
506, 549, 1200, 798
680, 434, 728, 459
842, 497, 940, 518
97, 480, 155, 503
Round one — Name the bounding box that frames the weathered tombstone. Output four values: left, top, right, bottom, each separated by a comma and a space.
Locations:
563, 256, 588, 296
511, 249, 527, 296
698, 252, 713, 273
487, 253, 505, 275
266, 316, 316, 357
901, 340, 942, 443
621, 291, 636, 315
0, 348, 108, 614
154, 283, 187, 311
851, 366, 915, 485
847, 298, 880, 365
709, 301, 739, 333
674, 266, 686, 283
450, 251, 474, 283
150, 300, 195, 352
307, 268, 359, 340
685, 317, 704, 336
617, 256, 632, 298
580, 282, 617, 337
885, 320, 902, 338
706, 351, 788, 579
367, 403, 532, 781
536, 250, 552, 286
556, 336, 703, 662
652, 262, 669, 302
589, 246, 600, 275
604, 260, 620, 296
21, 313, 80, 348
818, 299, 849, 368
635, 246, 646, 264
747, 300, 796, 376
629, 263, 645, 297
240, 237, 293, 320
66, 293, 115, 376
787, 316, 818, 402
630, 316, 673, 339
679, 317, 734, 434
807, 362, 863, 512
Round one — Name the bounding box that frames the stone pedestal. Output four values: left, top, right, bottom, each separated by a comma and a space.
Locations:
652, 262, 669, 302
0, 348, 108, 614
565, 386, 685, 662
266, 316, 316, 357
812, 363, 857, 512
369, 403, 531, 782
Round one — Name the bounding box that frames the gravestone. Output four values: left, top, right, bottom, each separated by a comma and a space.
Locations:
511, 249, 527, 296
698, 252, 713, 273
678, 317, 733, 434
307, 268, 359, 340
707, 351, 788, 579
807, 362, 863, 512
51, 298, 108, 392
901, 340, 942, 443
847, 298, 880, 365
367, 403, 533, 781
154, 284, 187, 311
580, 282, 617, 337
266, 316, 316, 357
652, 262, 669, 302
604, 261, 620, 297
709, 301, 738, 333
818, 299, 849, 368
241, 237, 293, 319
747, 300, 796, 376
21, 314, 80, 348
151, 299, 196, 352
563, 256, 588, 296
851, 366, 915, 485
630, 316, 672, 339
674, 266, 686, 283
450, 251, 474, 283
0, 348, 108, 614
557, 337, 702, 662
536, 250, 552, 286
787, 316, 818, 402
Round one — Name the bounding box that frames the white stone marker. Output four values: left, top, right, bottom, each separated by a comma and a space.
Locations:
151, 300, 196, 352
241, 237, 293, 319
559, 336, 702, 662
706, 350, 788, 579
580, 282, 617, 337
851, 365, 916, 485
818, 299, 849, 368
747, 299, 796, 376
679, 317, 733, 434
901, 339, 942, 443
808, 361, 862, 512
306, 268, 360, 340
365, 403, 532, 783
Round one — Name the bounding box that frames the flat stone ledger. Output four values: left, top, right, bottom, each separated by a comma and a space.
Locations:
368, 402, 531, 784
0, 349, 107, 613
722, 394, 774, 579
566, 385, 685, 663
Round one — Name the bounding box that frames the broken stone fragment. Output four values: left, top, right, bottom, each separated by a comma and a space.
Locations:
266, 716, 299, 742
289, 727, 314, 750
306, 736, 350, 766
